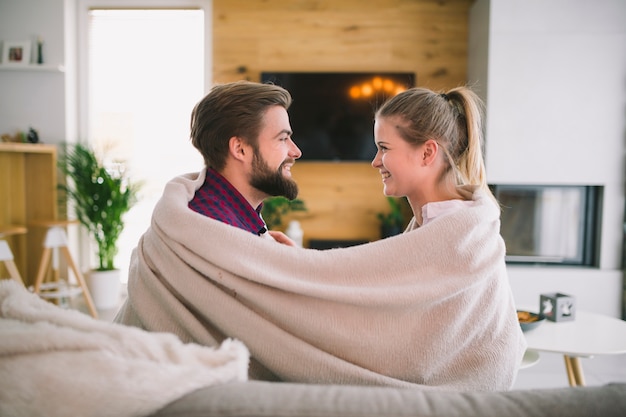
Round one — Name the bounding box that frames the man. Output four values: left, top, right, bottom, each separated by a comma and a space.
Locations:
187, 81, 302, 245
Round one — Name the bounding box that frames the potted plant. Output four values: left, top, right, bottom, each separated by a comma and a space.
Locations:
377, 197, 406, 238
58, 142, 140, 309
261, 196, 307, 231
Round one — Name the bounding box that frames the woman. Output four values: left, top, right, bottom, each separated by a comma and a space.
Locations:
370, 85, 527, 385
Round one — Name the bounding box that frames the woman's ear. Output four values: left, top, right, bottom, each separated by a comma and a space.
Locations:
422, 139, 439, 166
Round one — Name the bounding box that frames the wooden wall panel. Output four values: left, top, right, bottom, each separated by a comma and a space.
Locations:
212, 0, 472, 242
213, 0, 472, 89
288, 162, 390, 244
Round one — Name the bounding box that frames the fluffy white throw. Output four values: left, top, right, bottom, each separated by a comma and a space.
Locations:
0, 280, 249, 417
116, 170, 527, 391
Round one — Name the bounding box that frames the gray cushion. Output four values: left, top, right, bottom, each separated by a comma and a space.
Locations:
151, 381, 626, 417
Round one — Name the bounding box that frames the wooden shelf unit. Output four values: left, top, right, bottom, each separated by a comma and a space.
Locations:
0, 143, 59, 286
0, 64, 65, 72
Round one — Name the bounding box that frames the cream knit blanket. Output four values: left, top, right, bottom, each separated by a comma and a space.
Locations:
115, 170, 527, 391
0, 280, 249, 417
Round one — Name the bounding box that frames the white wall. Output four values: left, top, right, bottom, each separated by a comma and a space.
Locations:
469, 0, 626, 317
0, 0, 67, 143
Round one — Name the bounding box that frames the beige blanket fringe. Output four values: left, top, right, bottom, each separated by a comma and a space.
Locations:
115, 169, 527, 391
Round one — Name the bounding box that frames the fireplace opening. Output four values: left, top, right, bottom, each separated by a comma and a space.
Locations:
489, 184, 601, 266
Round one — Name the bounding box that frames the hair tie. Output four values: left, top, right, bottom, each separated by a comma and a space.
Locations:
440, 93, 450, 101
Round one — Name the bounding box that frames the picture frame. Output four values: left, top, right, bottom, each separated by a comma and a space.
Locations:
2, 41, 31, 66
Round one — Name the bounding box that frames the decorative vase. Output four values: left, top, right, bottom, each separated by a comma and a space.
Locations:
85, 269, 121, 310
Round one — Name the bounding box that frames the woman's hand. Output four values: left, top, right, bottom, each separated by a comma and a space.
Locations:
268, 230, 297, 247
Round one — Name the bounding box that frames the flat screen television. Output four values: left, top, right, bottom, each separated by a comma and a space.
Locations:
261, 72, 416, 161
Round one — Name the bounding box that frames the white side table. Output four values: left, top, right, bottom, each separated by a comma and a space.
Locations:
522, 309, 626, 386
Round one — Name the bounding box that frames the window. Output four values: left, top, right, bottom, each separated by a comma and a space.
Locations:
80, 6, 206, 282
490, 185, 601, 266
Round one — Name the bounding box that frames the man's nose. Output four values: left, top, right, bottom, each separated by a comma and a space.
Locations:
289, 139, 302, 159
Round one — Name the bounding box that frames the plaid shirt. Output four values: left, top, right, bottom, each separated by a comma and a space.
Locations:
188, 168, 267, 235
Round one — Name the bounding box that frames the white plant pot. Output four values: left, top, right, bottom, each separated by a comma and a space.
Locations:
85, 269, 121, 310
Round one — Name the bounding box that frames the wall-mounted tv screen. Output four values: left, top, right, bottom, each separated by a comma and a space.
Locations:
261, 72, 415, 161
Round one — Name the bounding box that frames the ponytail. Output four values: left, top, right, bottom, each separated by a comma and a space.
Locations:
445, 87, 490, 195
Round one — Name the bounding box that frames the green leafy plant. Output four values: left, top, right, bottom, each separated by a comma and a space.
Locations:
261, 196, 307, 230
58, 143, 140, 271
377, 197, 406, 237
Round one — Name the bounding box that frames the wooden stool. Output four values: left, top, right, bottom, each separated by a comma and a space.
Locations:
0, 226, 27, 286
31, 220, 98, 319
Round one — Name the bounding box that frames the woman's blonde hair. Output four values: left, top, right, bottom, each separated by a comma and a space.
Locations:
375, 86, 494, 200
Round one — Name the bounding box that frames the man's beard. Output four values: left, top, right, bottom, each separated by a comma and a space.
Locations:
250, 151, 299, 200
